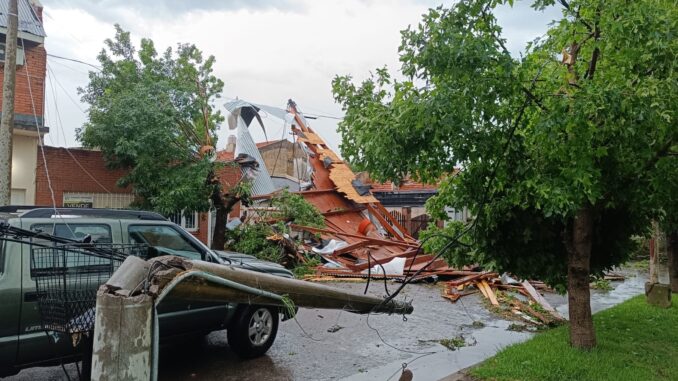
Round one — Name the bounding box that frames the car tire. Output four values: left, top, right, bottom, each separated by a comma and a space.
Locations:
227, 305, 279, 358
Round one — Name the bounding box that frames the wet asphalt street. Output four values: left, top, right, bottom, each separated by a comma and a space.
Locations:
4, 265, 657, 381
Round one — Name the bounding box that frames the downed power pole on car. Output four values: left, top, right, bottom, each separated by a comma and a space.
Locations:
91, 255, 413, 381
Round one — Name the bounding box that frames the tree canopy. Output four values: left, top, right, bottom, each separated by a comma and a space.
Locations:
333, 0, 677, 348
78, 25, 224, 215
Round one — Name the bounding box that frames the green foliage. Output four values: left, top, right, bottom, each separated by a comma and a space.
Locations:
472, 295, 678, 381
227, 223, 282, 263
280, 294, 297, 319
419, 221, 481, 269
226, 191, 324, 263
438, 336, 467, 351
231, 179, 253, 206
270, 190, 325, 228
77, 25, 225, 215
332, 0, 678, 289
292, 257, 322, 278
590, 277, 612, 292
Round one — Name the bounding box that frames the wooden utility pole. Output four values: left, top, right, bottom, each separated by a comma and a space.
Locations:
0, 0, 18, 206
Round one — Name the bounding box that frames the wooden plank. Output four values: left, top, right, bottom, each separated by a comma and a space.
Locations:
290, 224, 419, 248
445, 272, 494, 287
366, 203, 406, 240
480, 280, 499, 306
373, 202, 416, 242
475, 281, 489, 299
328, 163, 379, 204
521, 280, 556, 312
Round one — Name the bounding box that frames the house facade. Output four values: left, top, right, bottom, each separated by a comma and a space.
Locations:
1, 0, 47, 205
34, 146, 242, 247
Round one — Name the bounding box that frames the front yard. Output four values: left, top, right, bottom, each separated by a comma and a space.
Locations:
471, 295, 678, 381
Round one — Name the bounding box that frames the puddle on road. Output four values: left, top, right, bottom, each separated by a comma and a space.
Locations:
156, 267, 660, 381
8, 265, 664, 381
342, 320, 532, 381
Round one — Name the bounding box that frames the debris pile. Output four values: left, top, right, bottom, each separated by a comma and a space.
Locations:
232, 100, 464, 282
226, 99, 626, 321
441, 272, 565, 326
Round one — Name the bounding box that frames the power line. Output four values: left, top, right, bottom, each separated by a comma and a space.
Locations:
47, 53, 101, 71
48, 57, 91, 76
20, 36, 78, 240
303, 113, 343, 120
47, 63, 86, 113
46, 64, 113, 195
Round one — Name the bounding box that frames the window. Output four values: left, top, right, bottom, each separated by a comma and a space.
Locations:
10, 188, 26, 205
31, 223, 113, 243
29, 224, 113, 278
167, 211, 199, 232
128, 225, 201, 260
0, 240, 4, 274
0, 43, 25, 65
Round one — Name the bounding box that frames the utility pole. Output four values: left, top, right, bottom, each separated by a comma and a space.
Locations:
0, 0, 18, 206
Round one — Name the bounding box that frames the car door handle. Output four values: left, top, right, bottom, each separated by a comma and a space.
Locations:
24, 291, 42, 302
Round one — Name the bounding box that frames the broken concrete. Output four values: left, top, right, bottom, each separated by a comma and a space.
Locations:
90, 255, 413, 381
92, 293, 154, 381
645, 282, 672, 308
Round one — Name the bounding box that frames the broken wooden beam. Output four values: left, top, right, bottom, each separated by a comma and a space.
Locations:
521, 280, 557, 313
478, 280, 499, 306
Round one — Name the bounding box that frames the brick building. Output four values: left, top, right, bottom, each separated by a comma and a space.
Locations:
34, 146, 243, 247
1, 0, 48, 205
0, 1, 242, 247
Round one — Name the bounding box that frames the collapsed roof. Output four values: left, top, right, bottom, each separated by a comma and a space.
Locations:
225, 98, 458, 278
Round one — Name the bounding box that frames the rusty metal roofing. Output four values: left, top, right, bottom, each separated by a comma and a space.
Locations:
0, 0, 45, 38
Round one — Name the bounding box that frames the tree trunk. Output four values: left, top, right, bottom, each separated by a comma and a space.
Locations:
567, 207, 597, 349
667, 231, 678, 293
211, 202, 228, 250
209, 185, 242, 251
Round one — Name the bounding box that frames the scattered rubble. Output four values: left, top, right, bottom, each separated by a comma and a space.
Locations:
227, 100, 630, 324
440, 272, 565, 326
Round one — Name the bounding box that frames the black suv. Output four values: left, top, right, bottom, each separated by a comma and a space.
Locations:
0, 207, 293, 378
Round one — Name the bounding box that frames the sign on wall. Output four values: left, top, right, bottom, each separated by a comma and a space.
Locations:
63, 194, 94, 208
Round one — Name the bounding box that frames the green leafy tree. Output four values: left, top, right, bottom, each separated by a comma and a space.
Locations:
78, 25, 245, 249
652, 152, 678, 292
333, 0, 677, 349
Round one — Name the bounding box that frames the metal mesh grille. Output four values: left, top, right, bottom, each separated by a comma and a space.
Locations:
62, 192, 135, 209
30, 244, 147, 334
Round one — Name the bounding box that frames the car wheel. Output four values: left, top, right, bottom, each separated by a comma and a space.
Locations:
227, 305, 279, 358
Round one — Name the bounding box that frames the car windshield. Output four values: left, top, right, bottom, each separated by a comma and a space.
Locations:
128, 225, 202, 261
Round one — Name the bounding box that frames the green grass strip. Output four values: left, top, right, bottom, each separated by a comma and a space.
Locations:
472, 295, 678, 381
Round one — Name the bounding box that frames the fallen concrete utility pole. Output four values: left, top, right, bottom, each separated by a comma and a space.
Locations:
92, 255, 413, 381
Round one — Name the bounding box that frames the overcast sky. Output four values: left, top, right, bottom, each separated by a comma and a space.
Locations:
40, 0, 561, 153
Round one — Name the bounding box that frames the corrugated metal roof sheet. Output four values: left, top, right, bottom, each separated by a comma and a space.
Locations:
0, 0, 46, 38
235, 119, 276, 196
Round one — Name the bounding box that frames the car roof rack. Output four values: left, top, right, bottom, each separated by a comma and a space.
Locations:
0, 206, 167, 221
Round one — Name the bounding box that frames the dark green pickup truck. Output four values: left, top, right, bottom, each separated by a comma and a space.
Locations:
0, 207, 293, 378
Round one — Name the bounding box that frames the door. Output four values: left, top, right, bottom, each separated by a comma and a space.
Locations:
125, 223, 227, 336
0, 239, 21, 371
16, 222, 116, 365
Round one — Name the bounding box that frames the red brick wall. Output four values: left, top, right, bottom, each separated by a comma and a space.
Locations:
0, 41, 46, 119
35, 146, 131, 205
35, 146, 244, 246
195, 213, 209, 244
216, 162, 242, 219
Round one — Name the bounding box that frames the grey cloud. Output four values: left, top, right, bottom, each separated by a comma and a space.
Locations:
41, 0, 306, 23
403, 0, 563, 57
